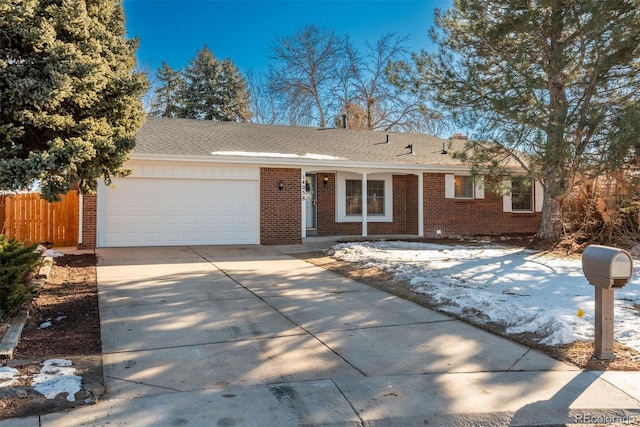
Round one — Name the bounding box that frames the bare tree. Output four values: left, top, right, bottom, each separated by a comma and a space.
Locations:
246, 71, 280, 124
268, 24, 346, 127
263, 26, 443, 133
341, 33, 442, 133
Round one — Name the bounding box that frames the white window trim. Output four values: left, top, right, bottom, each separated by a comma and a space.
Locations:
445, 174, 484, 199
475, 175, 485, 199
535, 181, 544, 212
503, 178, 513, 213
336, 172, 393, 223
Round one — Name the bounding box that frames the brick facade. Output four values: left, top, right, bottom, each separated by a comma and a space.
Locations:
260, 167, 302, 245
422, 173, 541, 237
85, 169, 541, 249
315, 173, 419, 236
78, 193, 97, 249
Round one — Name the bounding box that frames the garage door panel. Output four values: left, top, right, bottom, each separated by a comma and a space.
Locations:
99, 176, 259, 247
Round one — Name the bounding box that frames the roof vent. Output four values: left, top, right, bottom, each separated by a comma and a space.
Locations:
405, 144, 413, 155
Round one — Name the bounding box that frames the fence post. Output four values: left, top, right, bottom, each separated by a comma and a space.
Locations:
0, 195, 5, 234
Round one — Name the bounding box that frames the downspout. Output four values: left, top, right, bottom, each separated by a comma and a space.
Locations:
418, 173, 424, 237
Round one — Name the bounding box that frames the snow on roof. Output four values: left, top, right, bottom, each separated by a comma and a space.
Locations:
210, 151, 345, 160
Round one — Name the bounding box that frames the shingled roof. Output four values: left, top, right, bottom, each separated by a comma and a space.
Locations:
134, 116, 469, 168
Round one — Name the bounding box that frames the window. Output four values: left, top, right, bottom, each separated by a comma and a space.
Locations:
345, 179, 385, 216
367, 180, 385, 215
337, 173, 393, 223
345, 180, 362, 215
511, 177, 533, 211
454, 175, 474, 198
445, 174, 484, 199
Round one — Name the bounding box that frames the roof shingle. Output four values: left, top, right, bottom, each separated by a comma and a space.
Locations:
134, 116, 468, 167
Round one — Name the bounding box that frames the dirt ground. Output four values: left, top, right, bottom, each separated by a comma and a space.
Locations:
295, 245, 640, 372
0, 253, 103, 419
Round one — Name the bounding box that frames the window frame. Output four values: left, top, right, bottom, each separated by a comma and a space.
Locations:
345, 179, 363, 216
445, 174, 484, 199
510, 176, 534, 212
454, 175, 474, 199
337, 172, 393, 223
366, 179, 385, 216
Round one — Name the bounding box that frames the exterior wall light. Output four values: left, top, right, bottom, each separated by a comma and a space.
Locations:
278, 180, 284, 190
323, 176, 329, 188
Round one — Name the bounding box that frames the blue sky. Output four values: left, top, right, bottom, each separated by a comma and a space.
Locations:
122, 0, 452, 76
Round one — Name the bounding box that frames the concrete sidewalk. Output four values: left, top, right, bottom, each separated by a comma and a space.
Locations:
3, 244, 640, 426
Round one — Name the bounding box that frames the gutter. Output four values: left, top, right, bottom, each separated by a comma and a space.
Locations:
129, 153, 526, 174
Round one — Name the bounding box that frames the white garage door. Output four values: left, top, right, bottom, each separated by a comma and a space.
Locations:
97, 172, 259, 247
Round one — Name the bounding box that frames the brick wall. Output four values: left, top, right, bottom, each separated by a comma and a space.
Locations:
316, 173, 419, 236
78, 193, 97, 249
395, 174, 419, 235
423, 173, 541, 237
260, 168, 302, 245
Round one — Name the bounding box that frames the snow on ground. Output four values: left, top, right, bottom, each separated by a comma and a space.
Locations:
0, 366, 20, 388
0, 359, 82, 401
330, 241, 640, 352
31, 359, 82, 402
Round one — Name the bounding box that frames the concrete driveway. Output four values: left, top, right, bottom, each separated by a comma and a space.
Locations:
8, 244, 640, 426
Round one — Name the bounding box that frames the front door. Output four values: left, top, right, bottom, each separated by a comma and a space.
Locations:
305, 174, 317, 231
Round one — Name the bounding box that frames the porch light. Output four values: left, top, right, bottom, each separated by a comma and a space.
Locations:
278, 180, 284, 190
323, 176, 329, 187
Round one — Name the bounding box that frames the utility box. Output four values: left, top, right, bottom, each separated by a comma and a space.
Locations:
581, 245, 634, 360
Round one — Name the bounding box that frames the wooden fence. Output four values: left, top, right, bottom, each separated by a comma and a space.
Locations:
1, 191, 79, 247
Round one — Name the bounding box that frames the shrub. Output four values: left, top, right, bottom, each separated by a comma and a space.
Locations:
560, 172, 640, 250
0, 236, 42, 321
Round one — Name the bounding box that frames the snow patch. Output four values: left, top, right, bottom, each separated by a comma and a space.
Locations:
331, 241, 640, 351
32, 359, 82, 402
0, 366, 20, 388
42, 249, 64, 258
39, 321, 52, 329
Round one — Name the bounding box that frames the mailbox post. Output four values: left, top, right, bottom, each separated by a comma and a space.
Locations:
581, 245, 633, 359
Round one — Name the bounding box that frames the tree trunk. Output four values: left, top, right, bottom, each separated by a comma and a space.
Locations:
537, 186, 563, 242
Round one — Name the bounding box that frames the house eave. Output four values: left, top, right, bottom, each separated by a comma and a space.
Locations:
130, 152, 525, 174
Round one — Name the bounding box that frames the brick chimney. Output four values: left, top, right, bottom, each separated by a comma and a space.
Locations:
451, 133, 468, 140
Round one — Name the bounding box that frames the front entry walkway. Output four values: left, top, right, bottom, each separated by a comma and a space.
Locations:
21, 245, 640, 426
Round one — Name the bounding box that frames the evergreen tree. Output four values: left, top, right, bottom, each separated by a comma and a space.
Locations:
180, 46, 251, 122
0, 0, 148, 201
150, 61, 184, 118
389, 0, 640, 241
